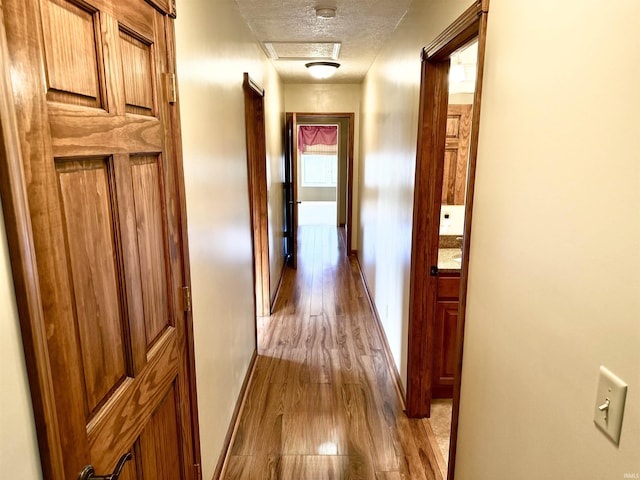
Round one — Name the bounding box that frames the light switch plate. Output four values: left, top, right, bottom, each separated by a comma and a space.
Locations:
593, 366, 628, 445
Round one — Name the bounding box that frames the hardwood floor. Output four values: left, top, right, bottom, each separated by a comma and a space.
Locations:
222, 226, 444, 479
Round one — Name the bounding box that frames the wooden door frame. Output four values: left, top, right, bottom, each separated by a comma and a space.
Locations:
0, 3, 63, 475
290, 112, 355, 254
166, 15, 203, 478
405, 1, 489, 480
243, 74, 271, 317
0, 3, 201, 478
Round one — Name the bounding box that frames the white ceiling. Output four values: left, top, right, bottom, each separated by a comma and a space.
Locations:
234, 0, 413, 83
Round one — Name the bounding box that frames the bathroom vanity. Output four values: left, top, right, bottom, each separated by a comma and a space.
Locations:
433, 237, 462, 399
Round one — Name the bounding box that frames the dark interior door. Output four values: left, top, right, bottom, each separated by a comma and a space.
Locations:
284, 112, 298, 268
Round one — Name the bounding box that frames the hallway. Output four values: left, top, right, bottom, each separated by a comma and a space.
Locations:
221, 226, 444, 479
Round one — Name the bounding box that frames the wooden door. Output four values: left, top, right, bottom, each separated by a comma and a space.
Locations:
1, 0, 199, 479
442, 104, 472, 205
284, 112, 299, 269
243, 74, 270, 315
284, 113, 297, 268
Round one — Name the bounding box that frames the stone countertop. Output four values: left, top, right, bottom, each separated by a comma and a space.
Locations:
439, 235, 463, 248
438, 248, 462, 272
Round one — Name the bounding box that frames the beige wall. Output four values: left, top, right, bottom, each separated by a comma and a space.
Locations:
176, 0, 284, 477
358, 0, 471, 385
298, 186, 337, 203
264, 63, 286, 301
361, 0, 639, 476
455, 1, 640, 478
285, 84, 362, 246
0, 206, 42, 478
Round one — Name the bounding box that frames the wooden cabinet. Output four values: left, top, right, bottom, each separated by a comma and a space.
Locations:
432, 273, 460, 398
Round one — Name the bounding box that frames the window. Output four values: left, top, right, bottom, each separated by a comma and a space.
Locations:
301, 153, 337, 187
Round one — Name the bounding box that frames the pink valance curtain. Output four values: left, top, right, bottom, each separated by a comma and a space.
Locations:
298, 125, 337, 152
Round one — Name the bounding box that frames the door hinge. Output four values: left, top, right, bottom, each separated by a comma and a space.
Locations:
165, 72, 177, 104
182, 285, 192, 312
194, 463, 202, 480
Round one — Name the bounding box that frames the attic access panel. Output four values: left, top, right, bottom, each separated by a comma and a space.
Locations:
263, 41, 341, 61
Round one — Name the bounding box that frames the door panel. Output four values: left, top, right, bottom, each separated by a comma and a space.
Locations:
41, 0, 104, 108
432, 300, 458, 398
442, 104, 472, 205
1, 0, 196, 478
56, 156, 128, 414
442, 149, 457, 204
432, 274, 460, 399
131, 154, 172, 348
120, 27, 155, 116
139, 385, 183, 478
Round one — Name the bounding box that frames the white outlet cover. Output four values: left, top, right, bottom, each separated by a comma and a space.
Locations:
593, 366, 628, 445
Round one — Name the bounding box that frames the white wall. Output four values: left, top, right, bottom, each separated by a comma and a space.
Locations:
285, 83, 362, 248
175, 1, 284, 477
439, 205, 465, 236
0, 206, 42, 479
358, 0, 471, 386
449, 92, 474, 105
455, 1, 640, 478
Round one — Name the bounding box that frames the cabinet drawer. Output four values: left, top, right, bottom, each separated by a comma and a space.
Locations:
437, 275, 460, 299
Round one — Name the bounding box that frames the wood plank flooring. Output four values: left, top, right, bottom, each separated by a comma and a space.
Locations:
222, 226, 443, 479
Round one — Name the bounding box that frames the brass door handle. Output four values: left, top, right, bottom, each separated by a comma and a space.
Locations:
78, 452, 132, 480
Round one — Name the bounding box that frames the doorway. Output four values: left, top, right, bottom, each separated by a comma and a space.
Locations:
284, 113, 355, 267
297, 122, 340, 226
406, 2, 489, 480
428, 38, 478, 469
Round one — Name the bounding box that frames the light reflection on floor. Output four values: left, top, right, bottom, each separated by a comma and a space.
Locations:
298, 201, 337, 226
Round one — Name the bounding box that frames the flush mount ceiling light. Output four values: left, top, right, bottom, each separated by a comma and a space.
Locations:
305, 61, 340, 79
315, 6, 336, 19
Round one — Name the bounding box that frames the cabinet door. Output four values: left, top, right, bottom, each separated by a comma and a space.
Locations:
442, 104, 472, 205
431, 300, 459, 398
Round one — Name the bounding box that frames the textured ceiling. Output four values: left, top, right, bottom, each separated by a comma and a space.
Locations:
234, 0, 413, 83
